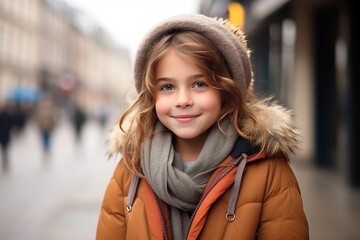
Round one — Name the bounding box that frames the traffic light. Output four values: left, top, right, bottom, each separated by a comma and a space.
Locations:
227, 2, 245, 29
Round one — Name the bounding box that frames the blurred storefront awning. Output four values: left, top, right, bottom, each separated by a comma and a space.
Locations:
6, 86, 43, 103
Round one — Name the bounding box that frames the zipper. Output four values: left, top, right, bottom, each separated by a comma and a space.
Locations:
185, 155, 245, 239
151, 189, 169, 240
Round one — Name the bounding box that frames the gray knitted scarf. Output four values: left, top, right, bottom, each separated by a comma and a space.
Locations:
141, 119, 237, 239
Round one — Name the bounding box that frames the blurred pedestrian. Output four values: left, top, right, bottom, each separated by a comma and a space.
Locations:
0, 100, 15, 171
96, 14, 309, 239
34, 93, 57, 158
95, 99, 110, 129
12, 102, 27, 135
72, 102, 87, 142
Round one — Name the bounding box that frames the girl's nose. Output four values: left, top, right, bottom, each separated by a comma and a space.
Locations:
175, 89, 193, 108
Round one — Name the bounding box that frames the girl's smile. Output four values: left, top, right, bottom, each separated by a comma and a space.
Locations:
172, 114, 200, 123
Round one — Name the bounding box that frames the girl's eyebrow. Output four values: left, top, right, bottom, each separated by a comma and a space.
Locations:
156, 77, 173, 82
156, 74, 204, 82
189, 74, 204, 80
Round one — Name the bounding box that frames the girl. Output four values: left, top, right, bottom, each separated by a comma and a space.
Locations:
96, 14, 309, 240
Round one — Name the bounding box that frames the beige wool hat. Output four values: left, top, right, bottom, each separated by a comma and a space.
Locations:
133, 14, 252, 98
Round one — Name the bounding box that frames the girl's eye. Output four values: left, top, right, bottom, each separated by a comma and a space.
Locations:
160, 84, 174, 91
193, 81, 208, 88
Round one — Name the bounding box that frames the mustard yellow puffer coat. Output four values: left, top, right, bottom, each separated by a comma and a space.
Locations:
96, 149, 308, 240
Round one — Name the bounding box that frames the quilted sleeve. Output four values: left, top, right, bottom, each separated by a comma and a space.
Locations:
258, 158, 309, 240
96, 161, 131, 240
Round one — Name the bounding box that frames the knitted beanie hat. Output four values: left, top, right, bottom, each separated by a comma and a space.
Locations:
134, 14, 252, 98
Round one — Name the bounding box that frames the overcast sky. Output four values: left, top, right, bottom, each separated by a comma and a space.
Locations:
62, 0, 201, 59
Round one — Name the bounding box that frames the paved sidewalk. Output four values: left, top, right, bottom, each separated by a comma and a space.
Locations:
292, 161, 360, 240
0, 118, 118, 240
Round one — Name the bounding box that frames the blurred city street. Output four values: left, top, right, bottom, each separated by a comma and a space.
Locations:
1, 115, 360, 240
0, 116, 118, 240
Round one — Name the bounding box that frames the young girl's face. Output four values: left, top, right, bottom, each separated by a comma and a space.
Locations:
154, 49, 222, 141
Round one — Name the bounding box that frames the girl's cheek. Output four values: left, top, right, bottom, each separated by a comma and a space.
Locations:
199, 95, 221, 111
155, 99, 169, 115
